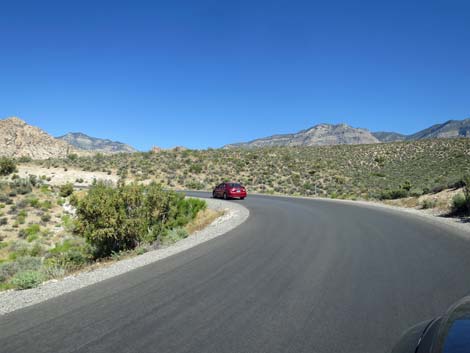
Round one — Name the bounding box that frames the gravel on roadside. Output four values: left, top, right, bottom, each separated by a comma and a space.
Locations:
0, 198, 249, 316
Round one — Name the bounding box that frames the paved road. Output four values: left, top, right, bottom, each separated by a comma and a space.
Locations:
1, 193, 470, 353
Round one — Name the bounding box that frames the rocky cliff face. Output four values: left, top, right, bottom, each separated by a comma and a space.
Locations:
225, 123, 380, 148
0, 117, 77, 159
57, 132, 137, 153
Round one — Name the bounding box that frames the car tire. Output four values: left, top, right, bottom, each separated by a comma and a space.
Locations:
212, 192, 216, 198
223, 192, 228, 200
240, 197, 245, 200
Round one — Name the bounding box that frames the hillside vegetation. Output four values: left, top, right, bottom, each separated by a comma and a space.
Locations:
0, 168, 208, 290
33, 138, 470, 200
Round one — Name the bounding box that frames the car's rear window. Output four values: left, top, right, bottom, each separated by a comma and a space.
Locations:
229, 183, 242, 188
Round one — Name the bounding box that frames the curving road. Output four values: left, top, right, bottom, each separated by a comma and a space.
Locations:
1, 193, 470, 353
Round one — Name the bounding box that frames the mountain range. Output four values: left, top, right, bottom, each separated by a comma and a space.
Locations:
0, 117, 137, 159
225, 123, 380, 148
0, 116, 469, 159
57, 132, 137, 153
225, 118, 470, 148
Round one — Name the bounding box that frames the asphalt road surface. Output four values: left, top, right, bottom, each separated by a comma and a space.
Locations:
1, 193, 470, 353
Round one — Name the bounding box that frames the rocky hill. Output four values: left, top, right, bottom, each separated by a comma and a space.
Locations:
406, 118, 470, 140
57, 132, 137, 153
225, 123, 379, 148
0, 117, 78, 159
373, 118, 470, 142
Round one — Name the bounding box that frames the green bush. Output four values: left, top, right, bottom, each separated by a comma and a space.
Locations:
28, 174, 38, 187
162, 227, 188, 245
379, 189, 409, 200
28, 198, 40, 208
73, 182, 206, 257
25, 224, 41, 237
0, 262, 18, 283
48, 238, 91, 268
185, 181, 205, 190
10, 270, 44, 289
0, 157, 17, 176
0, 256, 42, 284
16, 256, 42, 272
452, 193, 468, 214
41, 213, 51, 223
59, 183, 74, 197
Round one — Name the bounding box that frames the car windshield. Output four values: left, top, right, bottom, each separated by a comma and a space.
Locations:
229, 183, 242, 188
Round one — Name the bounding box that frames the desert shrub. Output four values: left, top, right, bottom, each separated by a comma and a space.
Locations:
379, 189, 408, 200
40, 200, 52, 210
16, 256, 42, 272
8, 241, 31, 259
431, 184, 446, 194
185, 181, 205, 190
0, 256, 42, 284
15, 199, 29, 209
0, 218, 7, 226
74, 182, 201, 257
41, 213, 51, 223
17, 156, 32, 163
0, 157, 17, 176
47, 238, 91, 269
26, 224, 41, 236
463, 175, 470, 213
61, 214, 75, 232
29, 242, 46, 257
451, 193, 468, 215
409, 188, 423, 197
10, 270, 44, 289
167, 198, 207, 229
41, 262, 66, 279
59, 183, 74, 197
28, 174, 38, 187
17, 210, 27, 224
11, 179, 32, 195
421, 199, 436, 209
28, 198, 40, 208
162, 227, 188, 245
0, 262, 18, 283
189, 164, 203, 174
67, 153, 78, 161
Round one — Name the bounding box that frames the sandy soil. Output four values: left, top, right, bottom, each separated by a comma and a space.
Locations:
16, 165, 119, 186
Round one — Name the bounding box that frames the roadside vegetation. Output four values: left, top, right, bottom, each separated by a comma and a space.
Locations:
0, 158, 210, 291
30, 138, 470, 201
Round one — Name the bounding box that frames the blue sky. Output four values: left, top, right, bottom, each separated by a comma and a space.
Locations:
0, 0, 469, 150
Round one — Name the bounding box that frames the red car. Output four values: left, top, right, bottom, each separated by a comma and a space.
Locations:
213, 182, 247, 200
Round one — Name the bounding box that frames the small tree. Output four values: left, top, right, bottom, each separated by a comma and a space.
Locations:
0, 157, 17, 176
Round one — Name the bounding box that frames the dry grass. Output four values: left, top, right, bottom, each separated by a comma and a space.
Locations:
185, 208, 224, 234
